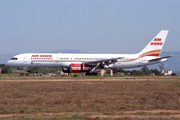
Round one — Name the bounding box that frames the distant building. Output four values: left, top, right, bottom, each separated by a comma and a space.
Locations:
161, 69, 172, 76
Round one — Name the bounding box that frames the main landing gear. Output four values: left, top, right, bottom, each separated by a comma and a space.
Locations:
85, 72, 98, 76
85, 63, 100, 76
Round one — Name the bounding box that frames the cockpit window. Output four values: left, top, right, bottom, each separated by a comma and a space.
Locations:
10, 58, 18, 60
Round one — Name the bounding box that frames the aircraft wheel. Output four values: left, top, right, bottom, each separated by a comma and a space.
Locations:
85, 72, 97, 76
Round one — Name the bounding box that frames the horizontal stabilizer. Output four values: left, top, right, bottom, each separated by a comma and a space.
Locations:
148, 56, 173, 62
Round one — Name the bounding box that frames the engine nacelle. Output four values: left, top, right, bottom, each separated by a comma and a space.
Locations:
70, 63, 91, 73
62, 68, 71, 73
82, 64, 91, 72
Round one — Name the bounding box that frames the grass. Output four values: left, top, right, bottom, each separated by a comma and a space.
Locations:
0, 76, 180, 119
174, 80, 180, 87
0, 115, 95, 120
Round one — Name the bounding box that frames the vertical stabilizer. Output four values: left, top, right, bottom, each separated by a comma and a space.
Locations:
138, 30, 169, 57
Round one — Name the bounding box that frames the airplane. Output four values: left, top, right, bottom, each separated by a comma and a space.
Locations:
6, 30, 172, 75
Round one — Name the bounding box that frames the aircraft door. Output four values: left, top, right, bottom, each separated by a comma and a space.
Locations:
56, 55, 59, 63
23, 55, 27, 63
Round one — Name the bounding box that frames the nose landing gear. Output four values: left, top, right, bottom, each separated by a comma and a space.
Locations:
23, 67, 29, 76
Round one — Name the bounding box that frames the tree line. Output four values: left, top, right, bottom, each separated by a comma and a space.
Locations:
0, 64, 61, 74
0, 64, 176, 76
113, 66, 176, 76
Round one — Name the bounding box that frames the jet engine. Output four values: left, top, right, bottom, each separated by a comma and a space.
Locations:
70, 63, 91, 73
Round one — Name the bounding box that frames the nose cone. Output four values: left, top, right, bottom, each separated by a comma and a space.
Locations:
6, 60, 12, 66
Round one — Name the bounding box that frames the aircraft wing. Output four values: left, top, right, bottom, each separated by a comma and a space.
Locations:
148, 56, 173, 62
83, 57, 123, 66
83, 57, 123, 73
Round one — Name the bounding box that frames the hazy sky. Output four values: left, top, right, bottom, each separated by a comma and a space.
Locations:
0, 0, 180, 54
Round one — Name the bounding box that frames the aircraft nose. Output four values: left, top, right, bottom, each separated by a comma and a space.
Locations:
6, 60, 12, 66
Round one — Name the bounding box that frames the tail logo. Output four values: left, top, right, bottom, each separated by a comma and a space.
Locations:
153, 38, 161, 41
150, 38, 163, 45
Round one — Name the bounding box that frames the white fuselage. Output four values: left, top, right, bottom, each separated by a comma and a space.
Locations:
6, 53, 166, 69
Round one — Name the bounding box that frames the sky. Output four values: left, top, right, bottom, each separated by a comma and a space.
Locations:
0, 0, 180, 54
